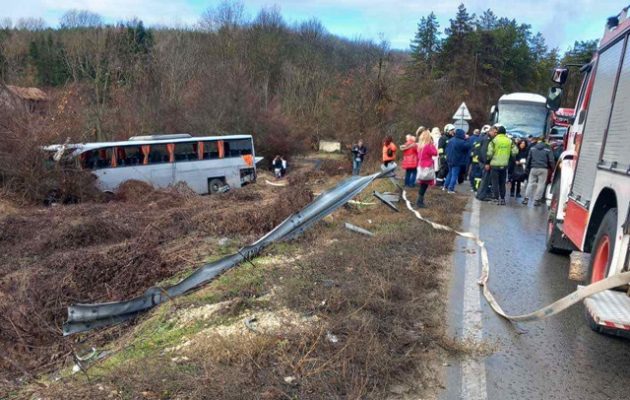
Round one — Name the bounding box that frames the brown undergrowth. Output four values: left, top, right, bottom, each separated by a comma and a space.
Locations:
18, 180, 468, 400
0, 175, 313, 384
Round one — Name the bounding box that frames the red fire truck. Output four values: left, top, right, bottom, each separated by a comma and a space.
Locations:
548, 108, 575, 158
546, 6, 630, 335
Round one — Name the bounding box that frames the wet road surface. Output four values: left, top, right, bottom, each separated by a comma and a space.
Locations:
442, 194, 630, 400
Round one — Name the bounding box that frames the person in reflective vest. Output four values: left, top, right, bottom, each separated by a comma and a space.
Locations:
487, 125, 518, 205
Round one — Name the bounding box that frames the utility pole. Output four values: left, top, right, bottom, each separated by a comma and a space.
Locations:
473, 52, 479, 87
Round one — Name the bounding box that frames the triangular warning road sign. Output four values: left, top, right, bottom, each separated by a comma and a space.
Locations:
452, 102, 472, 120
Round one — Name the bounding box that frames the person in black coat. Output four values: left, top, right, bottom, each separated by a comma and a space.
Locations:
444, 129, 472, 193
475, 125, 494, 201
509, 139, 529, 197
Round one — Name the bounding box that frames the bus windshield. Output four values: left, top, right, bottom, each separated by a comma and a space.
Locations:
497, 101, 548, 138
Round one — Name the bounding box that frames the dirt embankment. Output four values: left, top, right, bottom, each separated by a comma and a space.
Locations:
22, 178, 469, 400
0, 176, 313, 381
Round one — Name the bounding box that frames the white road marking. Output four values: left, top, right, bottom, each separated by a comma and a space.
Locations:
461, 199, 487, 400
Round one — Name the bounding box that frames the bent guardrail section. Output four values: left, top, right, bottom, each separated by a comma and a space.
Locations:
63, 166, 395, 335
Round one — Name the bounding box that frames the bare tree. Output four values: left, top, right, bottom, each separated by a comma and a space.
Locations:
15, 18, 46, 31
61, 27, 111, 140
199, 0, 246, 32
0, 18, 12, 30
247, 6, 287, 109
59, 10, 103, 29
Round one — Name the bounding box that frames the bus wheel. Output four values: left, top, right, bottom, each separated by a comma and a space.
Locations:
208, 178, 224, 194
545, 176, 572, 255
583, 208, 617, 333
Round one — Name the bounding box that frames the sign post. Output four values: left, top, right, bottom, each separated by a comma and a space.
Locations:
452, 102, 472, 133
452, 102, 472, 121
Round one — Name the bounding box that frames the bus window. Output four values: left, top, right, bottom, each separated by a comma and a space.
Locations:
118, 146, 143, 166
101, 148, 114, 168
174, 142, 196, 161
80, 150, 99, 169
202, 141, 220, 159
225, 139, 253, 157
80, 148, 114, 169
150, 144, 170, 164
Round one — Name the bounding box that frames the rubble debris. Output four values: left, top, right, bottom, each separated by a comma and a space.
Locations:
373, 190, 400, 212
244, 316, 259, 333
326, 332, 340, 344
344, 222, 375, 237
265, 179, 287, 187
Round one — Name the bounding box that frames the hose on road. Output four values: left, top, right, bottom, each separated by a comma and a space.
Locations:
401, 190, 630, 324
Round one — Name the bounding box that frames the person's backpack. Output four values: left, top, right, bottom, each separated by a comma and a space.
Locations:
386, 146, 394, 158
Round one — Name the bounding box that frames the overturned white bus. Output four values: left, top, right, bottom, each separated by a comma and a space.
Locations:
45, 134, 261, 194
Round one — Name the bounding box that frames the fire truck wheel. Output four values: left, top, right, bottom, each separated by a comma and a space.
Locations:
545, 177, 572, 255
585, 208, 617, 285
583, 208, 617, 333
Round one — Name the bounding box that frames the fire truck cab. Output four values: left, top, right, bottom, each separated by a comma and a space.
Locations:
546, 6, 630, 335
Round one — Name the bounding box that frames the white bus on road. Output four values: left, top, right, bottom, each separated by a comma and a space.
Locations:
47, 134, 261, 194
490, 92, 550, 139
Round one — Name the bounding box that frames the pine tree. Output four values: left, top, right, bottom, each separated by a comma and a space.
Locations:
439, 3, 476, 87
28, 33, 69, 86
409, 12, 440, 77
477, 9, 498, 31
445, 3, 474, 37
561, 40, 598, 105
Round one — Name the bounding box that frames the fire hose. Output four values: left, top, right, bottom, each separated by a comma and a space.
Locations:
400, 190, 630, 323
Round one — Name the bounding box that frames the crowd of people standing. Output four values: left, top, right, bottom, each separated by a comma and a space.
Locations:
350, 122, 556, 209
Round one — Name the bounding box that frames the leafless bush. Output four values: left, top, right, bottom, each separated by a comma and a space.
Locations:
0, 102, 101, 204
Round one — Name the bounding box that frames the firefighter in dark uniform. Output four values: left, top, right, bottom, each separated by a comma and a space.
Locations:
475, 124, 495, 201
469, 128, 485, 192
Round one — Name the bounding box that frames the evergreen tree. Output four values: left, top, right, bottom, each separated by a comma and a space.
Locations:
446, 3, 474, 37
477, 9, 498, 31
439, 3, 476, 87
126, 20, 153, 55
563, 40, 598, 64
29, 33, 69, 86
529, 33, 558, 93
409, 12, 440, 77
561, 40, 598, 105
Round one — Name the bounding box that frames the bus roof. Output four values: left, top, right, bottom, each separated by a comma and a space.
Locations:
44, 134, 253, 154
498, 92, 546, 104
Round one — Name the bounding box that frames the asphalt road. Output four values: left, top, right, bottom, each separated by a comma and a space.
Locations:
442, 194, 630, 400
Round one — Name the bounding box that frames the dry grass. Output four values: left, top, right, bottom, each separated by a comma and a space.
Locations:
0, 176, 313, 383
20, 179, 469, 400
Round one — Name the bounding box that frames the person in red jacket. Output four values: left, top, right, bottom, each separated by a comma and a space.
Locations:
400, 134, 418, 187
415, 129, 438, 208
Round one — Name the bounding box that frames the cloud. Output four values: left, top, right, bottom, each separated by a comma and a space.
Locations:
1, 0, 619, 50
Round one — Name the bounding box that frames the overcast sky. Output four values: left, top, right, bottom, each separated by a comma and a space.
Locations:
2, 0, 623, 52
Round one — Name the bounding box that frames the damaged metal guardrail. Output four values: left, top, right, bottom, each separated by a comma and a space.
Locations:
63, 166, 395, 335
